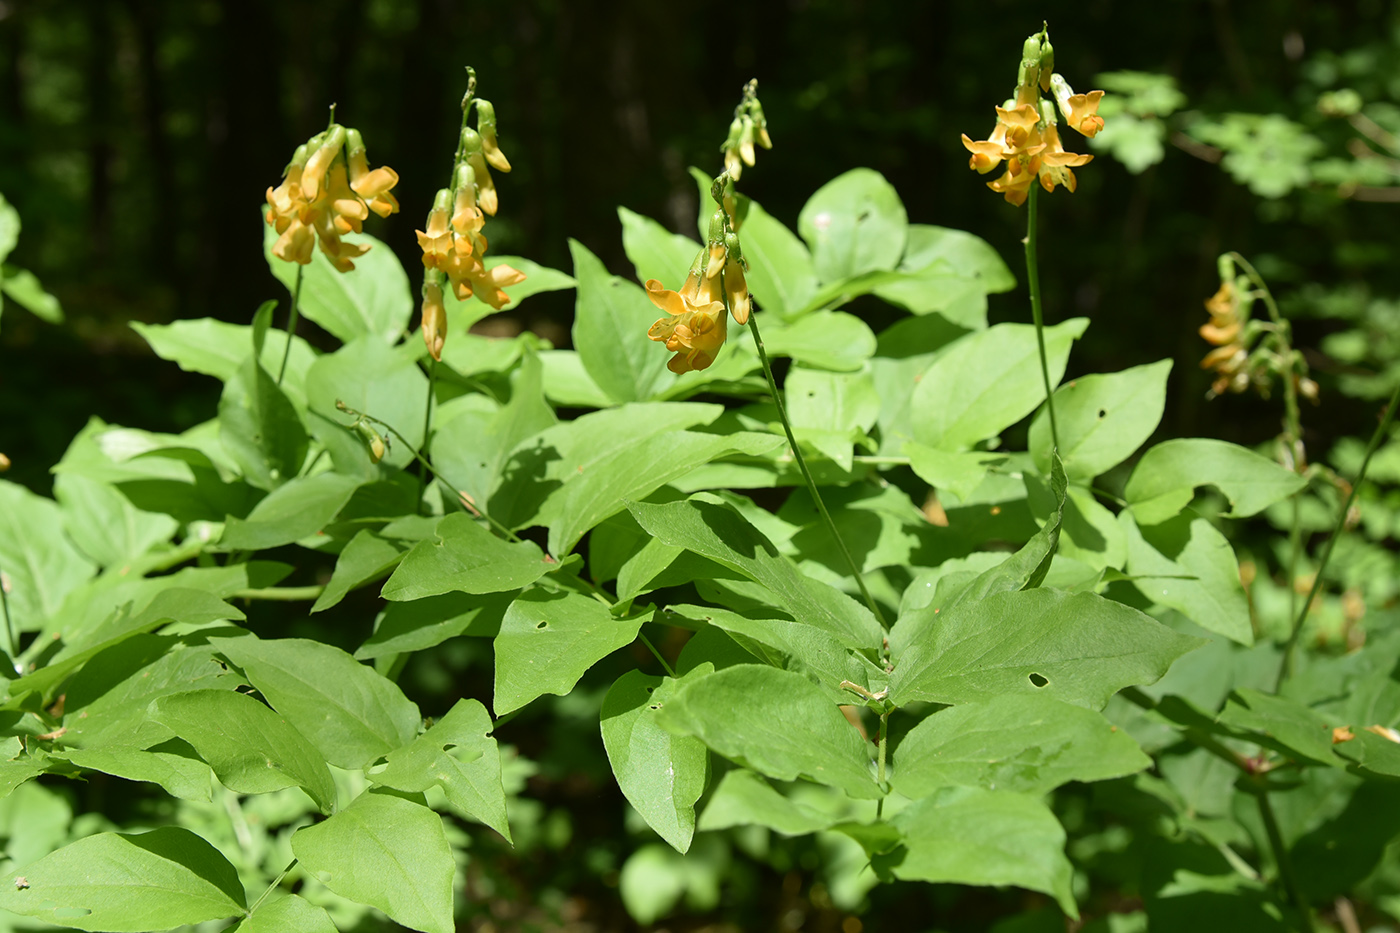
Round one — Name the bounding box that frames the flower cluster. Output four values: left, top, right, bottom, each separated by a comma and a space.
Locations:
961, 29, 1103, 206
417, 96, 526, 362
265, 125, 400, 270
1199, 256, 1318, 401
646, 207, 750, 374
721, 79, 772, 181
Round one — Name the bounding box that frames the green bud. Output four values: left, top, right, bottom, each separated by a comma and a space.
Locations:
454, 163, 477, 191
708, 209, 727, 244
355, 421, 388, 464
432, 188, 452, 213
459, 126, 483, 156
1216, 254, 1235, 282
688, 247, 708, 278
724, 230, 743, 262
476, 99, 498, 135
1038, 38, 1055, 90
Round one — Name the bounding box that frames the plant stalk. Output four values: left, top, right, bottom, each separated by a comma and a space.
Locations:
745, 314, 886, 627
1025, 184, 1060, 452
418, 358, 438, 508
277, 265, 303, 386
1256, 788, 1316, 931
1279, 382, 1400, 686
232, 585, 325, 602
0, 562, 16, 670
876, 708, 889, 819
639, 632, 676, 678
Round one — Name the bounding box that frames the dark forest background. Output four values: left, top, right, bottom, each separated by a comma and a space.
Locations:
1, 0, 1396, 502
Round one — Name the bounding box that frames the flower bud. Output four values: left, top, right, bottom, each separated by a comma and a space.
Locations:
724, 257, 750, 325
421, 277, 447, 362
355, 421, 389, 463
724, 230, 744, 263
707, 209, 727, 245
0, 452, 10, 472
475, 100, 512, 173
1038, 37, 1055, 90
459, 126, 484, 158
301, 124, 347, 201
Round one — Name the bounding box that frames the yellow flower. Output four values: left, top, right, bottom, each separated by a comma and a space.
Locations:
645, 278, 728, 373
421, 279, 447, 362
1051, 75, 1105, 138
1198, 279, 1251, 395
1036, 122, 1093, 194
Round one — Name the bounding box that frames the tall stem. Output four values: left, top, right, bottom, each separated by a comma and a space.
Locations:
1257, 789, 1316, 932
418, 358, 438, 508
1026, 185, 1060, 451
875, 709, 889, 819
745, 314, 886, 628
277, 265, 304, 386
0, 562, 16, 670
1279, 383, 1400, 686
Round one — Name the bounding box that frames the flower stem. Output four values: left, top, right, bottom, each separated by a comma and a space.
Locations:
1278, 382, 1400, 686
1026, 184, 1060, 452
875, 708, 889, 819
232, 585, 325, 602
277, 265, 304, 386
1257, 788, 1316, 932
0, 562, 16, 671
418, 358, 438, 508
745, 314, 886, 628
249, 859, 299, 915
638, 632, 676, 678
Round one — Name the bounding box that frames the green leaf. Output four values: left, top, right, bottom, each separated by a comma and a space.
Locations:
1, 265, 62, 323
658, 664, 881, 799
53, 473, 179, 569
219, 472, 362, 550
304, 337, 429, 472
787, 365, 879, 439
493, 591, 644, 715
0, 193, 18, 263
218, 354, 308, 491
311, 517, 437, 613
878, 786, 1076, 917
1334, 728, 1400, 777
371, 698, 510, 840
355, 592, 512, 659
211, 635, 421, 771
619, 207, 701, 288
381, 513, 550, 601
696, 768, 836, 835
150, 689, 335, 812
757, 310, 876, 372
911, 319, 1088, 450
905, 444, 1007, 501
797, 168, 907, 282
538, 349, 614, 408
1029, 360, 1172, 480
601, 670, 709, 853
60, 743, 214, 802
628, 496, 882, 649
292, 790, 454, 933
0, 480, 97, 633
431, 351, 557, 510
1121, 511, 1253, 645
0, 756, 46, 800
133, 318, 318, 403
235, 894, 338, 933
1124, 438, 1308, 525
569, 238, 670, 403
891, 694, 1151, 798
264, 223, 412, 344
1218, 688, 1341, 765
890, 588, 1201, 709
897, 224, 1015, 290
538, 429, 783, 556
0, 827, 246, 931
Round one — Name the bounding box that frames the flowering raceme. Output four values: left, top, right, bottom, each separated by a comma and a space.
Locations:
961, 30, 1103, 205
265, 126, 400, 270
645, 209, 751, 374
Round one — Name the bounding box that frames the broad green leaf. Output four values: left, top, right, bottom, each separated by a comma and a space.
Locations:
1121, 511, 1252, 645
490, 401, 723, 530
896, 224, 1015, 290
292, 790, 454, 933
0, 756, 46, 800
797, 168, 907, 282
1218, 688, 1341, 765
211, 635, 421, 770
371, 698, 510, 840
494, 591, 644, 715
60, 743, 214, 801
870, 315, 978, 456
218, 355, 308, 491
696, 768, 836, 835
538, 429, 783, 556
1334, 728, 1400, 777
911, 319, 1088, 451
601, 670, 709, 853
628, 496, 882, 649
431, 350, 557, 509
0, 827, 246, 931
877, 786, 1076, 917
1029, 360, 1172, 479
658, 664, 880, 799
905, 444, 1007, 501
757, 310, 876, 372
265, 224, 412, 344
53, 473, 179, 569
220, 472, 362, 550
0, 193, 18, 263
150, 689, 335, 812
787, 366, 880, 436
356, 592, 512, 659
890, 694, 1151, 798
381, 513, 550, 601
538, 349, 614, 408
890, 588, 1201, 709
1124, 438, 1308, 524
235, 894, 337, 933
0, 480, 97, 633
1, 265, 62, 323
134, 318, 317, 405
311, 519, 437, 613
304, 337, 429, 472
619, 206, 701, 288
569, 238, 670, 403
